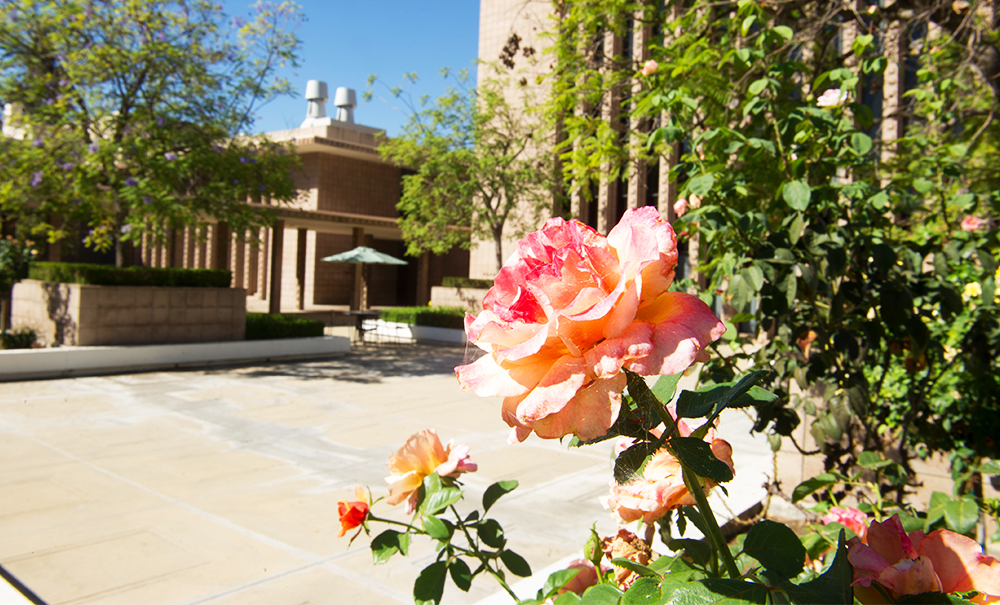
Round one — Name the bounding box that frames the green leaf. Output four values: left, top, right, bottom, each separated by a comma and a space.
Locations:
857, 451, 892, 470
783, 180, 811, 211
449, 558, 473, 592
676, 381, 776, 419
736, 48, 752, 65
743, 266, 764, 291
926, 491, 952, 532
652, 373, 683, 406
616, 440, 659, 484
611, 557, 662, 580
773, 25, 793, 40
371, 530, 409, 565
477, 518, 505, 549
687, 174, 715, 196
554, 592, 583, 605
672, 437, 734, 483
659, 577, 770, 604
851, 132, 873, 155
981, 460, 1000, 475
421, 485, 462, 516
953, 193, 976, 210
483, 480, 518, 513
743, 520, 805, 579
788, 213, 805, 245
894, 593, 976, 604
943, 499, 979, 535
913, 178, 934, 194
500, 549, 532, 577
422, 515, 454, 541
741, 15, 757, 36
748, 78, 768, 96
791, 473, 839, 503
868, 191, 889, 210
668, 539, 712, 566
413, 561, 448, 605
542, 569, 582, 600
622, 577, 662, 605
580, 584, 624, 604
783, 530, 853, 605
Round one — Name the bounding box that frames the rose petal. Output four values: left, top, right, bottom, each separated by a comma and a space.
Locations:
531, 373, 626, 441
918, 529, 1000, 596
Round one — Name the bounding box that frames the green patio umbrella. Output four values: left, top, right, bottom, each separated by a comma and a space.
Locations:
321, 246, 407, 310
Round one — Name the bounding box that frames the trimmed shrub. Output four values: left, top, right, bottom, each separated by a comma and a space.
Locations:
245, 313, 325, 340
29, 262, 232, 288
380, 306, 466, 330
1, 328, 36, 349
441, 276, 492, 289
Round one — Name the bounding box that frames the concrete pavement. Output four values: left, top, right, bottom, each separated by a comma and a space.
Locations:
0, 344, 774, 604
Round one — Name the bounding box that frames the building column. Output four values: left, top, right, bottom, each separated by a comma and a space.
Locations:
268, 221, 285, 314
881, 19, 906, 164
627, 8, 652, 211
212, 222, 231, 275
351, 227, 365, 311
597, 29, 622, 235
295, 228, 307, 310
417, 251, 431, 306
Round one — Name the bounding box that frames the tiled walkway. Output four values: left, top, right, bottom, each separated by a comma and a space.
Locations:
0, 344, 773, 604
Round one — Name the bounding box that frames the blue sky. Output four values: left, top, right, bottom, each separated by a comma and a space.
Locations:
231, 1, 481, 136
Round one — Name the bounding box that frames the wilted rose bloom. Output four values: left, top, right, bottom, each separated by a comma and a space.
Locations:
848, 514, 1000, 604
640, 59, 659, 77
961, 215, 984, 232
817, 88, 848, 107
337, 486, 370, 537
673, 198, 688, 218
606, 412, 734, 525
385, 429, 477, 513
602, 529, 655, 589
559, 559, 601, 595
456, 208, 726, 443
822, 506, 868, 541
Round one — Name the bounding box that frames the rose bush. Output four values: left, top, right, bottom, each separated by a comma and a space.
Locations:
456, 207, 725, 443
385, 429, 477, 513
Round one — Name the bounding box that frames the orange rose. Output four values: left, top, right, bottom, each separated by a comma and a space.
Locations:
456, 208, 725, 443
337, 486, 370, 538
385, 429, 477, 513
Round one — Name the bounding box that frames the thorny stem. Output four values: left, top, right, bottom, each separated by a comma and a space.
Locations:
682, 465, 743, 580
450, 505, 518, 601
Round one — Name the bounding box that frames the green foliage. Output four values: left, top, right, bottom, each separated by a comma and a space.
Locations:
0, 0, 304, 263
0, 327, 36, 349
0, 237, 35, 292
29, 261, 231, 288
547, 0, 1000, 507
244, 313, 324, 340
370, 65, 554, 273
379, 306, 466, 329
440, 276, 493, 289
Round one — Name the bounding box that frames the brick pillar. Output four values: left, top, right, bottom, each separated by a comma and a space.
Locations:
296, 228, 307, 310
881, 19, 906, 164
417, 251, 431, 306
232, 232, 245, 291
627, 9, 652, 212
597, 30, 622, 235
268, 221, 285, 314
212, 222, 231, 274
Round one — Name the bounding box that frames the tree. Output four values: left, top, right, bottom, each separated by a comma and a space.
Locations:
0, 0, 305, 266
545, 0, 1000, 495
0, 235, 35, 330
368, 66, 554, 273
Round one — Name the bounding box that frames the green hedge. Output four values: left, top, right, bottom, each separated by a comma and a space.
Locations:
29, 262, 232, 288
441, 276, 493, 289
380, 306, 466, 330
245, 313, 325, 340
0, 328, 36, 350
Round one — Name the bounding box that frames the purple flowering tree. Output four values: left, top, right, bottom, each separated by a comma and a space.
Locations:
0, 0, 305, 266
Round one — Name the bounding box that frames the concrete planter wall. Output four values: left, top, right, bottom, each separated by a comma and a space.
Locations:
430, 286, 488, 313
11, 279, 246, 346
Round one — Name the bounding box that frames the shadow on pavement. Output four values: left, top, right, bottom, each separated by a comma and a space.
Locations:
211, 342, 480, 382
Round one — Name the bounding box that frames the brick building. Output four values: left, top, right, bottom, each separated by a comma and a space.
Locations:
138, 83, 470, 312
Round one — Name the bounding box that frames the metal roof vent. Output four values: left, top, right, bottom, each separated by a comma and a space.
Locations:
301, 80, 333, 128
334, 87, 356, 123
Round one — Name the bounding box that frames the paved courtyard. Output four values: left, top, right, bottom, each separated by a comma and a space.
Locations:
0, 344, 773, 604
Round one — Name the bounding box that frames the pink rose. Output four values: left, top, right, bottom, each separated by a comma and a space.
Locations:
456, 208, 726, 442
673, 198, 688, 217
822, 506, 868, 541
847, 514, 1000, 604
961, 215, 984, 232
385, 429, 477, 513
640, 59, 658, 77
559, 559, 601, 595
817, 88, 848, 107
606, 411, 734, 525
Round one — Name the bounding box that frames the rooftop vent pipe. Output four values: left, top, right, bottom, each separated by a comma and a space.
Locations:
301, 80, 334, 127
334, 87, 356, 123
